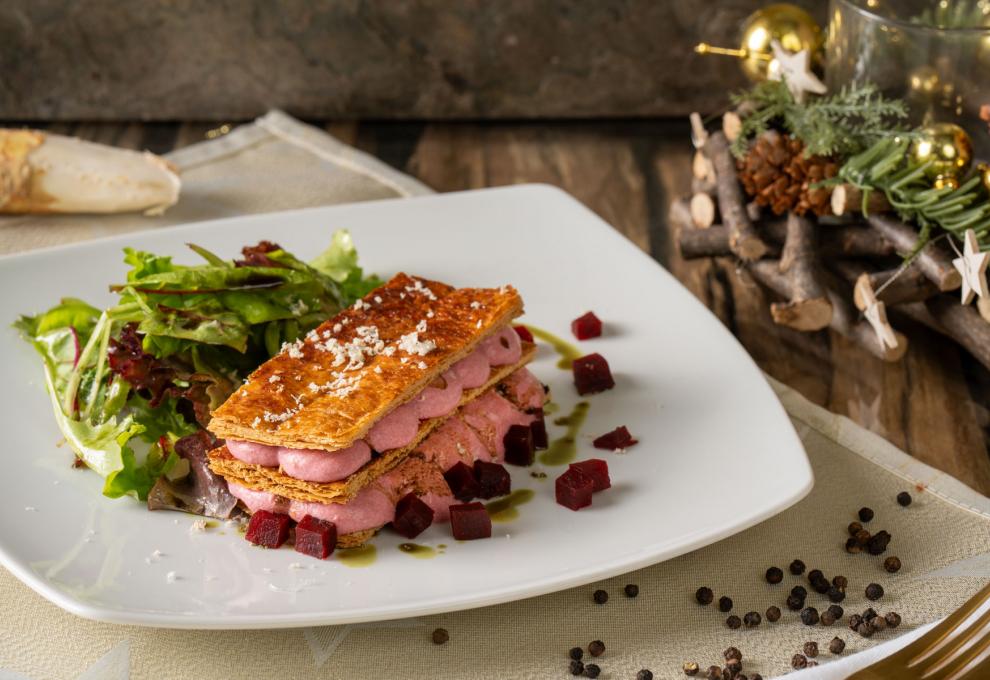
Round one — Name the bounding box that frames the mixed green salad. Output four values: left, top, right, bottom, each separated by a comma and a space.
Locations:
15, 230, 379, 514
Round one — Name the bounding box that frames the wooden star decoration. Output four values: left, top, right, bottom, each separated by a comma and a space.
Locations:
952, 229, 989, 305
857, 277, 899, 350
769, 40, 826, 103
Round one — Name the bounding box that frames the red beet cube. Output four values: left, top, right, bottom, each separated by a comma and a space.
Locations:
443, 461, 480, 501
569, 459, 611, 492
474, 460, 512, 499
531, 417, 548, 450
513, 325, 534, 343
450, 502, 492, 540
245, 510, 292, 548
555, 468, 595, 511
392, 492, 435, 539
593, 425, 638, 450
294, 514, 338, 559
572, 353, 615, 395
503, 424, 535, 466
571, 311, 603, 340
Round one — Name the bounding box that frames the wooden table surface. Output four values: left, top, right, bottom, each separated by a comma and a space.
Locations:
27, 120, 990, 496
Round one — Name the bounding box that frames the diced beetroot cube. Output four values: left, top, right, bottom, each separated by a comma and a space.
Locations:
392, 492, 435, 539
531, 417, 548, 450
503, 424, 535, 466
443, 461, 480, 501
569, 459, 611, 492
572, 353, 615, 395
571, 311, 603, 340
555, 468, 595, 511
474, 460, 512, 499
245, 510, 292, 548
294, 514, 338, 559
450, 502, 492, 540
593, 425, 638, 450
513, 325, 534, 343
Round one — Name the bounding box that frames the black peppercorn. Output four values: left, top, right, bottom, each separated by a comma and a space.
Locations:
820, 610, 836, 626
593, 589, 608, 604
857, 621, 875, 638
800, 607, 820, 625
789, 559, 806, 575
726, 615, 742, 629
827, 587, 846, 603
706, 665, 722, 680
750, 675, 763, 680
696, 587, 714, 605
827, 604, 844, 620
725, 658, 742, 673
786, 594, 805, 611
812, 579, 831, 595
432, 628, 449, 644
863, 607, 878, 621
765, 566, 784, 584
871, 615, 887, 632
569, 660, 585, 676
743, 611, 762, 628
845, 537, 862, 554
858, 507, 874, 522
848, 521, 863, 536
723, 647, 742, 661
624, 584, 639, 598
854, 529, 872, 546
897, 491, 912, 506
791, 653, 808, 669
885, 612, 902, 628
791, 585, 808, 599
803, 641, 819, 657
832, 575, 848, 590
588, 640, 605, 657
682, 662, 699, 677
718, 596, 733, 612
640, 670, 655, 680
867, 531, 891, 555
884, 556, 902, 573
808, 569, 824, 584
865, 583, 884, 601
766, 605, 781, 622
848, 614, 863, 630
569, 647, 583, 661
584, 663, 601, 678
829, 636, 846, 654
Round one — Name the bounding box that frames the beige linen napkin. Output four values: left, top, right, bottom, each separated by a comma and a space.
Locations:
1, 112, 988, 680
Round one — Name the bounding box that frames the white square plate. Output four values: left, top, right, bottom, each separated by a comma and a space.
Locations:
0, 185, 812, 629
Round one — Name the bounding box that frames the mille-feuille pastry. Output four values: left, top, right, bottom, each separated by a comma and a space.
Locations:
207, 273, 547, 546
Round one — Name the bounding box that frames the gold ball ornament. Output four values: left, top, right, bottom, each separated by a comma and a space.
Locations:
739, 4, 823, 81
909, 122, 973, 187
978, 163, 990, 193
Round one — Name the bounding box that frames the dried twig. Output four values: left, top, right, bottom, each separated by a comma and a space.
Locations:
771, 213, 832, 330
867, 214, 962, 291
705, 132, 770, 261
830, 184, 890, 216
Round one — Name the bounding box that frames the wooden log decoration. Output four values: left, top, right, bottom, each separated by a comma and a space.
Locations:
896, 297, 990, 372
704, 132, 770, 261
747, 261, 907, 362
770, 213, 832, 331
689, 192, 717, 228
722, 111, 742, 143
867, 214, 962, 291
691, 172, 717, 196
830, 184, 891, 216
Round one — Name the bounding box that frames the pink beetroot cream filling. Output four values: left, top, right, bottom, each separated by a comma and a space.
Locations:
225, 327, 522, 483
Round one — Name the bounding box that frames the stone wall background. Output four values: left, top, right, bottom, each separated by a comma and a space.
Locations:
0, 0, 826, 121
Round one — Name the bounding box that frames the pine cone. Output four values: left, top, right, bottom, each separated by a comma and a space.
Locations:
736, 131, 839, 216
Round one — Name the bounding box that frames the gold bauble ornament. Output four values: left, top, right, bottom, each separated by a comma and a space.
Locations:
909, 122, 973, 187
978, 163, 990, 193
695, 3, 822, 81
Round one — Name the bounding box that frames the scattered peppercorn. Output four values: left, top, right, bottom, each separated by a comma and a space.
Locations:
569, 647, 583, 661
718, 596, 733, 612
808, 569, 824, 583
871, 615, 887, 632
832, 575, 848, 590
863, 607, 878, 621
706, 665, 722, 680
854, 529, 872, 546
829, 637, 846, 654
858, 507, 875, 522
848, 521, 863, 536
848, 614, 863, 630
723, 647, 742, 661
807, 660, 819, 667
786, 594, 805, 611
725, 658, 742, 674
682, 662, 699, 677
827, 604, 844, 620
820, 611, 836, 626
593, 589, 608, 604
744, 611, 762, 628
800, 607, 820, 625
696, 587, 714, 605
827, 587, 846, 603
867, 531, 891, 555
791, 653, 808, 669
726, 615, 742, 629
584, 663, 601, 678
803, 641, 819, 657
751, 675, 763, 680
766, 605, 781, 622
857, 622, 875, 638
569, 660, 584, 676
897, 491, 912, 507
789, 559, 806, 575
884, 556, 902, 573
845, 537, 862, 554
885, 612, 902, 628
812, 579, 831, 595
432, 628, 449, 644
639, 670, 655, 680
765, 566, 784, 584
791, 585, 808, 599
588, 640, 605, 657
624, 584, 639, 598
865, 583, 884, 601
